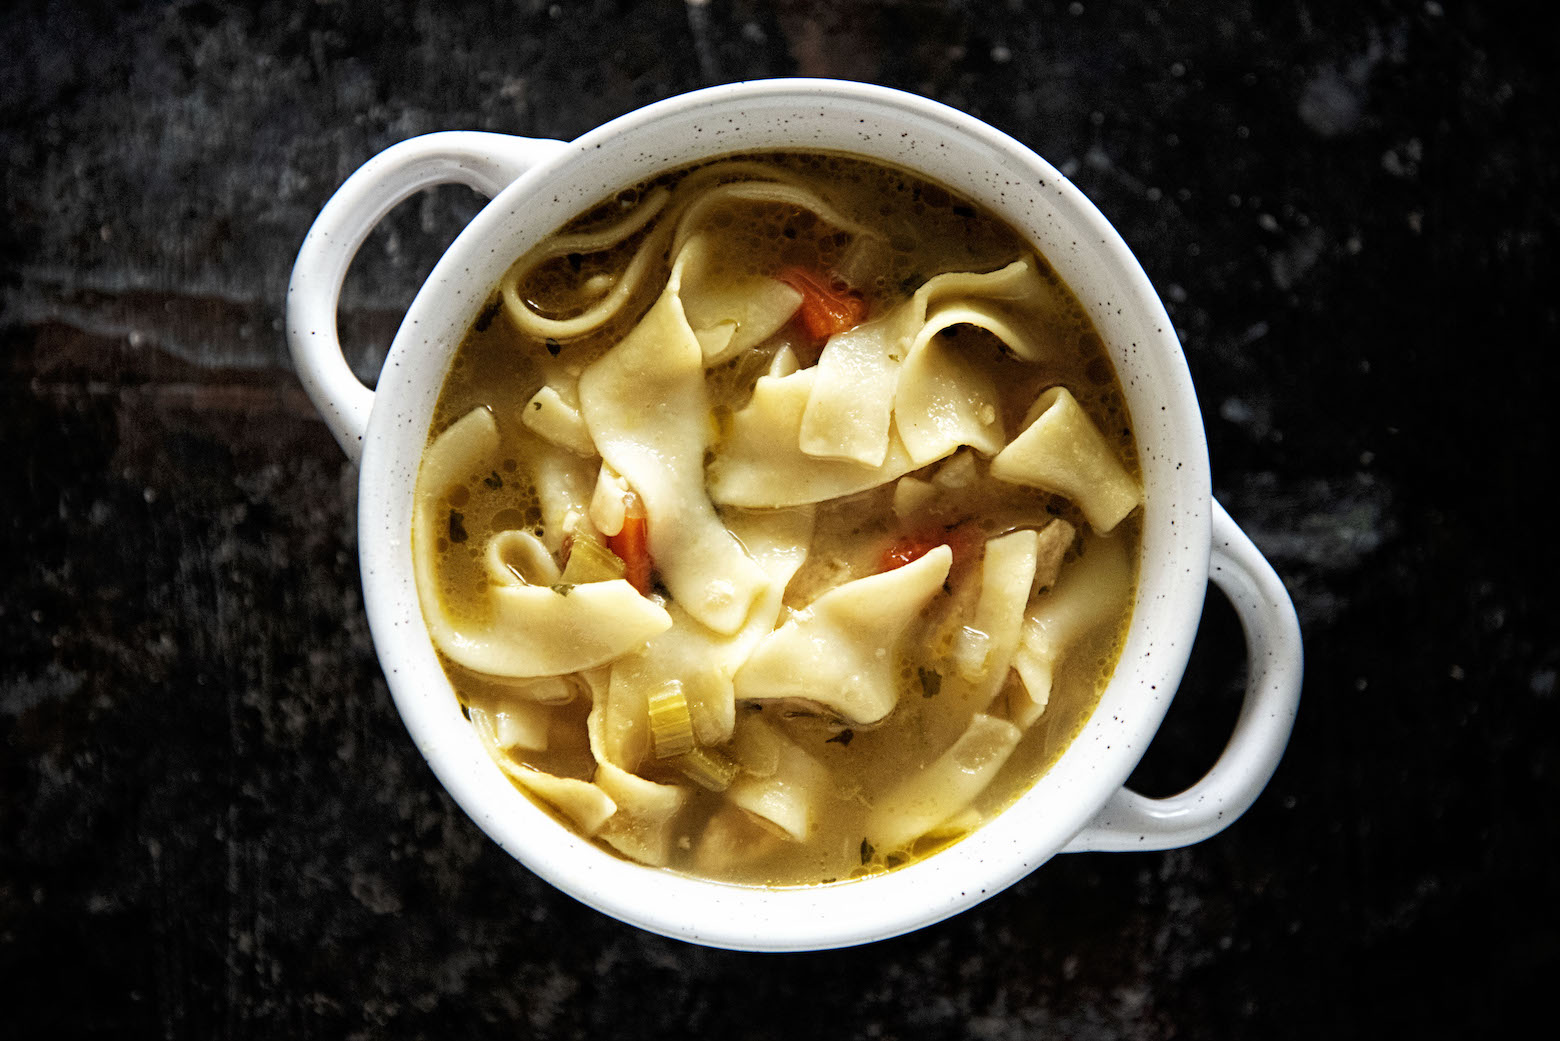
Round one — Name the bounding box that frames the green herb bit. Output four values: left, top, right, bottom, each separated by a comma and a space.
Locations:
473, 298, 502, 332
918, 666, 942, 699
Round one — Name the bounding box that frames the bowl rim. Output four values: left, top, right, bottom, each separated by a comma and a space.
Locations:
356, 79, 1211, 951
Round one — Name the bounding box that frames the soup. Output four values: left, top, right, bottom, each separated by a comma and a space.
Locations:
412, 152, 1140, 886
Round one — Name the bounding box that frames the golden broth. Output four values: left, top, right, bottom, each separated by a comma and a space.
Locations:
416, 152, 1139, 885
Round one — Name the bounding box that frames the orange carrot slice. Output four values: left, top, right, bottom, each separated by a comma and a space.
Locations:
776, 267, 868, 343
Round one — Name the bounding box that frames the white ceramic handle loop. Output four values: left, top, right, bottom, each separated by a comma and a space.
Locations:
1063, 500, 1303, 852
285, 131, 567, 462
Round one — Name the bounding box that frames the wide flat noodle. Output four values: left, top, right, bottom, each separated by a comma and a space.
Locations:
470, 676, 613, 837
526, 427, 596, 554
448, 566, 673, 681
907, 256, 1064, 362
733, 545, 952, 725
943, 529, 1042, 715
594, 759, 689, 867
724, 715, 828, 842
799, 257, 1054, 469
863, 713, 1022, 852
893, 306, 1008, 464
990, 386, 1142, 532
413, 408, 671, 678
521, 383, 597, 457
582, 666, 640, 773
599, 669, 653, 773
798, 317, 904, 466
496, 762, 617, 837
707, 368, 930, 508
606, 507, 815, 751
892, 474, 938, 518
502, 161, 874, 345
668, 176, 878, 256
588, 462, 631, 537
1011, 532, 1132, 727
453, 657, 576, 704
674, 232, 801, 366
467, 699, 550, 754
693, 805, 786, 874
484, 529, 561, 587
578, 286, 770, 635
579, 672, 691, 866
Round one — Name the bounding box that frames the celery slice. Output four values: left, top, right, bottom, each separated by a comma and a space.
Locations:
560, 534, 627, 585
675, 746, 741, 792
647, 682, 695, 759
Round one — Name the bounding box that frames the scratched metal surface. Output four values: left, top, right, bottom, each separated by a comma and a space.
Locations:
2, 1, 1555, 1037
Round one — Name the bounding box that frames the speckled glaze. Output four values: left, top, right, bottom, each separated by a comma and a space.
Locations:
286, 80, 1302, 952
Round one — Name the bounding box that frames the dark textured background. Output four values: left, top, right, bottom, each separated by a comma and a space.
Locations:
3, 1, 1555, 1037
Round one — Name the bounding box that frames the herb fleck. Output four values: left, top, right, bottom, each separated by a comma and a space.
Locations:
859, 839, 875, 864
918, 666, 942, 698
566, 252, 583, 272
483, 470, 503, 489
473, 298, 502, 332
448, 510, 468, 543
545, 337, 562, 356
549, 583, 575, 596
826, 729, 855, 746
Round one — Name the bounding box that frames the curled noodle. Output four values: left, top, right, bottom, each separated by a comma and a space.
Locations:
500, 187, 673, 342
500, 161, 877, 343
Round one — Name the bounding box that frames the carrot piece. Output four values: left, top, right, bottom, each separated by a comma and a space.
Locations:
607, 513, 652, 596
880, 523, 979, 574
776, 267, 868, 343
881, 536, 939, 572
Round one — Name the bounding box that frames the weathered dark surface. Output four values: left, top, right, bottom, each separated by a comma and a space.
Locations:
2, 1, 1554, 1037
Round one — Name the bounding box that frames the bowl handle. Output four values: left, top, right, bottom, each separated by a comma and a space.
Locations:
1061, 500, 1303, 852
285, 131, 567, 462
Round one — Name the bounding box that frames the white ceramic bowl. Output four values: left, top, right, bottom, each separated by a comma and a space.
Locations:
287, 80, 1302, 952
